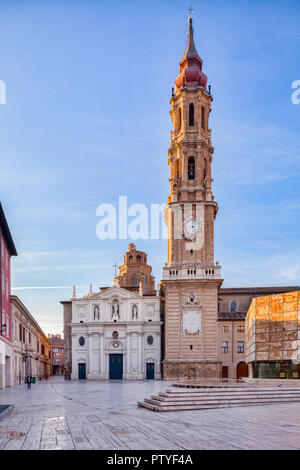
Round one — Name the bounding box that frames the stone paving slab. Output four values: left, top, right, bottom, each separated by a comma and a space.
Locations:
0, 377, 300, 450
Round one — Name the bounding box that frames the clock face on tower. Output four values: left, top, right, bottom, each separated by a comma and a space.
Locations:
184, 219, 200, 240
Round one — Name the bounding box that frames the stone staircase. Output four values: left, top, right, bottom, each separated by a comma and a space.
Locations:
137, 385, 300, 412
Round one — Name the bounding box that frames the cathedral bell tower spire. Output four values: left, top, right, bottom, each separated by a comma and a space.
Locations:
175, 17, 208, 93
162, 16, 223, 381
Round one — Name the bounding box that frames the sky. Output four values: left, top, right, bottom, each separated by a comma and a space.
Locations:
0, 0, 299, 336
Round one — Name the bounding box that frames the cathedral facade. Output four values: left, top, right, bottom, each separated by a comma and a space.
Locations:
63, 244, 161, 381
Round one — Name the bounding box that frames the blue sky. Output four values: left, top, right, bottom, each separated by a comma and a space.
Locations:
0, 0, 299, 335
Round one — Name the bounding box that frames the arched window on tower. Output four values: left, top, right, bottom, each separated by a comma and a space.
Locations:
137, 255, 141, 262
188, 157, 195, 180
201, 107, 206, 130
128, 255, 133, 263
131, 274, 138, 287
177, 107, 182, 131
189, 103, 194, 126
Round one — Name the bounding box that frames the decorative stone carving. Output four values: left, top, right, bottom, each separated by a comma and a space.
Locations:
111, 298, 120, 320
183, 310, 201, 335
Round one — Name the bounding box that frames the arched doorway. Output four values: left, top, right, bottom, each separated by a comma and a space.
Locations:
187, 368, 196, 380
237, 362, 248, 378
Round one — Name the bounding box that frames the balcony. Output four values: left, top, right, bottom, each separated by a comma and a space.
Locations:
162, 263, 222, 281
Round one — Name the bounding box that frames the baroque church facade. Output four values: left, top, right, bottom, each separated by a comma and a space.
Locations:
62, 244, 161, 381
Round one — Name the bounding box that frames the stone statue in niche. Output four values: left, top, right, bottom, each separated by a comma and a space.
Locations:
94, 305, 100, 320
132, 304, 138, 319
111, 298, 120, 319
147, 304, 155, 317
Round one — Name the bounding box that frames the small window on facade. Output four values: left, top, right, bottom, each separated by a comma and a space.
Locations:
177, 107, 182, 131
230, 301, 238, 313
189, 103, 194, 126
237, 326, 244, 333
222, 341, 229, 354
238, 341, 244, 353
79, 336, 85, 346
201, 107, 205, 130
131, 274, 138, 287
222, 325, 229, 333
188, 157, 195, 180
147, 335, 154, 346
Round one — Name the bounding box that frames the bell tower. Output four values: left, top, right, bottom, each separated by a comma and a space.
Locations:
162, 16, 223, 380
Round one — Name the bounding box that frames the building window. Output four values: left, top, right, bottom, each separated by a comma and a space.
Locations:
237, 326, 244, 333
177, 107, 182, 131
189, 103, 194, 126
131, 274, 138, 287
222, 341, 229, 354
222, 325, 229, 333
137, 255, 141, 262
79, 336, 85, 346
147, 335, 154, 346
230, 300, 238, 313
188, 157, 195, 180
144, 276, 148, 292
19, 323, 22, 341
201, 107, 205, 130
238, 341, 244, 353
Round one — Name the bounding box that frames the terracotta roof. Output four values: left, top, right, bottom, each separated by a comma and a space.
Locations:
218, 311, 247, 321
50, 336, 64, 344
0, 202, 17, 256
219, 286, 300, 295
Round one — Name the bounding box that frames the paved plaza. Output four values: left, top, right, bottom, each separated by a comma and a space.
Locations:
1, 377, 300, 450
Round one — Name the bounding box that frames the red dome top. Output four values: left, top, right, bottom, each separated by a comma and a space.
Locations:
175, 18, 207, 92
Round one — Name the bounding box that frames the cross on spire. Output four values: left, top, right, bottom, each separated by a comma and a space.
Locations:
188, 1, 194, 18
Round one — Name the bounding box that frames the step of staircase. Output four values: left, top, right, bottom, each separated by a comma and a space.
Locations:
137, 386, 300, 412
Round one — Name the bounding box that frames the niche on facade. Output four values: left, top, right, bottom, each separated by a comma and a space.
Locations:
93, 305, 100, 320
132, 304, 138, 319
111, 298, 120, 320
146, 304, 155, 319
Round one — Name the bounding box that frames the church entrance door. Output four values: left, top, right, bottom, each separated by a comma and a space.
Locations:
109, 354, 123, 380
146, 363, 155, 380
78, 363, 86, 380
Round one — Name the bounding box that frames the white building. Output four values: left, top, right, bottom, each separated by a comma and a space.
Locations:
69, 282, 161, 380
